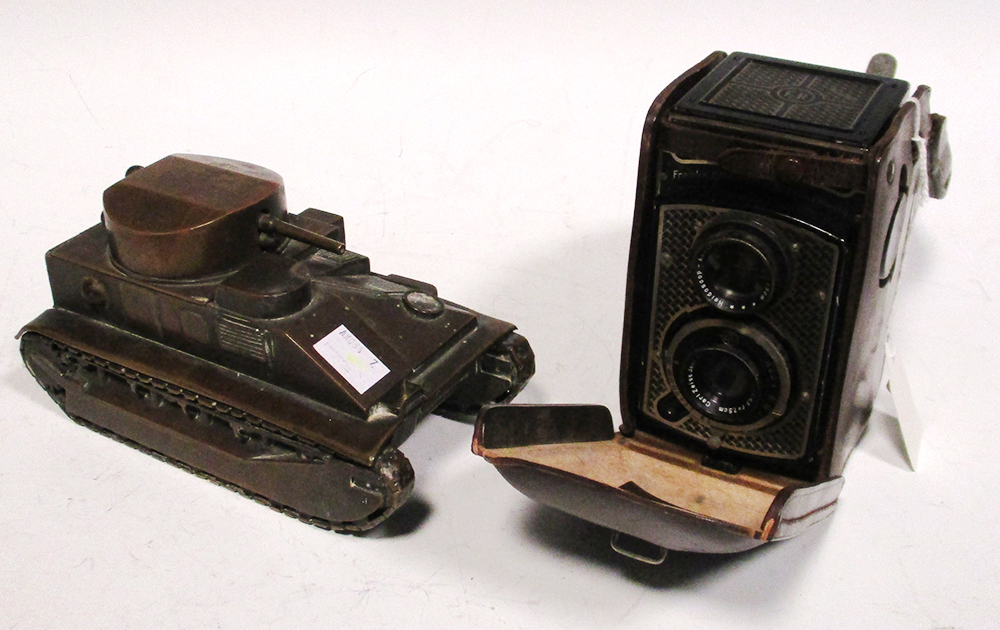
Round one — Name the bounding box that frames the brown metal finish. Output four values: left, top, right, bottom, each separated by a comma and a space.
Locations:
20, 154, 534, 531
625, 53, 950, 481
474, 52, 950, 556
618, 51, 728, 434
103, 155, 289, 279
821, 85, 941, 477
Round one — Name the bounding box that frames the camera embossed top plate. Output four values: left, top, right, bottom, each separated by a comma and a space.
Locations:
674, 52, 909, 145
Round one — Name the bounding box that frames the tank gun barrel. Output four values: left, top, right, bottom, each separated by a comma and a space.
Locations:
258, 214, 346, 255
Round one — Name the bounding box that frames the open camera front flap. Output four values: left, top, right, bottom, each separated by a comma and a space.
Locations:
473, 50, 950, 558
473, 404, 844, 555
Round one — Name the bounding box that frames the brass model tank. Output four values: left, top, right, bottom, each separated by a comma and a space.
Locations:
19, 154, 534, 531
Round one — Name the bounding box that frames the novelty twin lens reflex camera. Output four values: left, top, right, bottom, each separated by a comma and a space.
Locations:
475, 52, 951, 560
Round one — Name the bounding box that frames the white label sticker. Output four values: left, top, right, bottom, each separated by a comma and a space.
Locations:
313, 325, 390, 394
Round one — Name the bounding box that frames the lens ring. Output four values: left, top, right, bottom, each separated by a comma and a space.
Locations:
664, 317, 792, 431
681, 343, 762, 422
692, 224, 786, 313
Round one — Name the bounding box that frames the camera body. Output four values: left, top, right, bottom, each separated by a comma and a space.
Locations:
475, 52, 951, 556
622, 51, 949, 482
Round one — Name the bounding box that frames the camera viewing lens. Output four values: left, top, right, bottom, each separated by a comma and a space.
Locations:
665, 318, 791, 428
693, 226, 786, 313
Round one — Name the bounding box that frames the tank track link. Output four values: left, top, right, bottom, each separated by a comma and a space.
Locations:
20, 332, 413, 532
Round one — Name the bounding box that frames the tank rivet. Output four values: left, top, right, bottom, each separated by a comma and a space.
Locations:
80, 276, 108, 309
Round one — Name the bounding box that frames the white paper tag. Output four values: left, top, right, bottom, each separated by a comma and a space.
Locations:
870, 96, 929, 472
313, 324, 390, 394
884, 337, 923, 470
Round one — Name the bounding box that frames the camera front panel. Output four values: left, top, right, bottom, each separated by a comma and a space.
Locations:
637, 198, 841, 462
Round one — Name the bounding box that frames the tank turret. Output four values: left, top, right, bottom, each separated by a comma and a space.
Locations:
19, 154, 534, 531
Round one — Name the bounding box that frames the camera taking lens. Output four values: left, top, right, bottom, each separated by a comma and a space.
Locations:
665, 318, 790, 428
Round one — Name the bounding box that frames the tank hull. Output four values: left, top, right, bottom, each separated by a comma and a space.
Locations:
22, 316, 414, 529
21, 308, 531, 530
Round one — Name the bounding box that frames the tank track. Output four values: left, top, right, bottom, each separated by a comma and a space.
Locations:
20, 332, 413, 532
436, 331, 535, 418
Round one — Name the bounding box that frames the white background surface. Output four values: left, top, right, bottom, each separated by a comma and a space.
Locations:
2, 2, 997, 628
